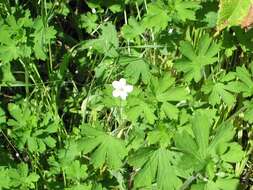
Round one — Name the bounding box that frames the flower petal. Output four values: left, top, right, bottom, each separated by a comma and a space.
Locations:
125, 85, 133, 93
112, 81, 121, 89
119, 78, 126, 87
112, 90, 121, 97
119, 92, 128, 100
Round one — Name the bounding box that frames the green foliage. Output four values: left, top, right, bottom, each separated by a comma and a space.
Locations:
129, 148, 182, 190
83, 23, 119, 57
175, 34, 220, 82
142, 2, 170, 32
119, 56, 151, 84
0, 0, 252, 189
173, 0, 201, 22
80, 125, 127, 170
7, 102, 59, 153
217, 0, 253, 31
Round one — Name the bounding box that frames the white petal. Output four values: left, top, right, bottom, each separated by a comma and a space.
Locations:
112, 81, 121, 89
125, 85, 133, 93
119, 92, 128, 100
112, 90, 121, 97
119, 78, 126, 86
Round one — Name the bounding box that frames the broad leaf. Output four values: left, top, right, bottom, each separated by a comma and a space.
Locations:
127, 97, 157, 124
217, 0, 253, 31
202, 81, 236, 107
141, 2, 170, 32
80, 125, 127, 169
121, 17, 145, 40
83, 23, 119, 57
128, 148, 182, 190
175, 34, 220, 82
119, 56, 151, 84
173, 0, 201, 22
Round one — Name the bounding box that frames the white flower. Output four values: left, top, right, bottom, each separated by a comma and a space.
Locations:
92, 8, 96, 14
112, 78, 133, 100
168, 28, 173, 34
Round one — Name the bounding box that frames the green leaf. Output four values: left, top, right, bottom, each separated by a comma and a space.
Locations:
80, 125, 127, 169
128, 148, 182, 190
208, 123, 235, 154
83, 23, 119, 57
79, 12, 98, 33
121, 17, 145, 40
217, 0, 253, 31
175, 34, 220, 82
141, 2, 170, 32
119, 56, 151, 84
191, 111, 212, 159
156, 87, 189, 102
64, 160, 88, 180
215, 178, 239, 190
32, 18, 56, 60
0, 167, 11, 189
150, 74, 189, 102
44, 136, 56, 148
9, 163, 39, 189
7, 102, 59, 153
234, 66, 253, 97
0, 107, 6, 126
202, 81, 236, 107
0, 40, 20, 63
147, 125, 172, 147
127, 97, 156, 124
65, 184, 92, 190
220, 142, 244, 163
160, 102, 179, 120
1, 62, 16, 83
244, 100, 253, 123
203, 12, 218, 28
173, 0, 201, 22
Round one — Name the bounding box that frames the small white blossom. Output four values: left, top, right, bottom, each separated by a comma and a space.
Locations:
112, 78, 133, 100
168, 28, 173, 34
92, 8, 96, 14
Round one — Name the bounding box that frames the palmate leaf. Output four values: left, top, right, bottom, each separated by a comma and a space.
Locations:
0, 14, 33, 63
227, 66, 253, 97
147, 125, 173, 147
121, 17, 145, 40
202, 81, 236, 107
64, 160, 88, 181
173, 0, 201, 22
0, 167, 11, 189
150, 74, 190, 120
32, 18, 57, 60
7, 102, 58, 153
175, 111, 212, 170
83, 23, 119, 57
141, 2, 170, 32
128, 147, 182, 190
8, 163, 39, 189
175, 111, 244, 172
119, 56, 151, 84
79, 12, 98, 33
191, 112, 211, 159
175, 34, 220, 82
79, 125, 127, 170
127, 97, 157, 124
